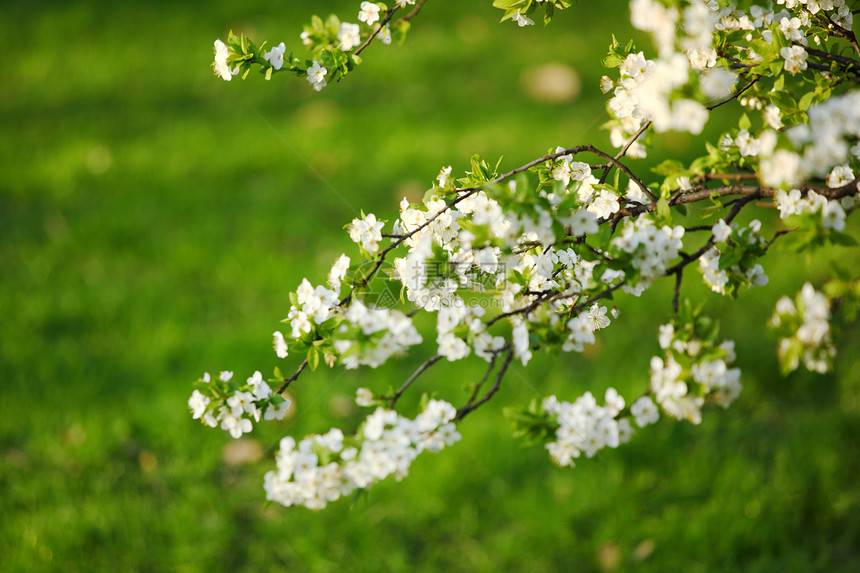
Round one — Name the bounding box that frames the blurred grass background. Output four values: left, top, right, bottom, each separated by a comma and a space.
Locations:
2, 0, 860, 571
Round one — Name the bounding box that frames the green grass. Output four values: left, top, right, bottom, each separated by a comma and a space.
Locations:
2, 1, 860, 571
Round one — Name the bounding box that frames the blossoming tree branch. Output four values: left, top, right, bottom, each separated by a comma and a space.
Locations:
192, 0, 860, 510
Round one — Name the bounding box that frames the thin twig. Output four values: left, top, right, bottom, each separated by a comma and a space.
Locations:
456, 348, 514, 420
461, 351, 501, 413
672, 269, 683, 314
354, 7, 401, 56
598, 120, 652, 187
706, 76, 760, 111
812, 9, 860, 59
354, 0, 429, 57
393, 0, 428, 26
486, 291, 555, 327
697, 173, 759, 181
389, 354, 443, 408
805, 46, 860, 74
277, 359, 309, 394
764, 228, 794, 252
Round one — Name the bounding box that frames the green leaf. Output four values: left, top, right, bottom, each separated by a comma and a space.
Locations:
652, 159, 685, 176
829, 231, 859, 247
769, 60, 783, 76
656, 197, 670, 221
493, 155, 505, 176
392, 20, 411, 45
831, 264, 853, 282
797, 91, 815, 112
773, 75, 785, 91
543, 2, 554, 25
307, 347, 320, 371
768, 91, 796, 111
492, 0, 525, 8
718, 249, 742, 270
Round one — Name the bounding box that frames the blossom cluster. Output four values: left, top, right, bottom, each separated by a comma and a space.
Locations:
763, 91, 860, 189
276, 261, 425, 370
608, 214, 686, 294
699, 219, 769, 296
604, 0, 722, 154
349, 212, 385, 254
774, 185, 853, 233
651, 321, 742, 423
333, 300, 423, 368
188, 371, 290, 438
770, 283, 835, 374
542, 389, 634, 467
263, 397, 460, 510
211, 1, 411, 90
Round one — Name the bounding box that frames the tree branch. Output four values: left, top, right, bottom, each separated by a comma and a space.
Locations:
393, 0, 429, 26
805, 46, 860, 75
598, 120, 652, 190
460, 350, 501, 414
456, 348, 514, 420
277, 358, 309, 394
388, 354, 443, 408
706, 76, 760, 111
355, 9, 398, 56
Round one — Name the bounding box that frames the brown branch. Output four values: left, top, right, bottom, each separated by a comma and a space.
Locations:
667, 184, 768, 206
594, 118, 659, 210
598, 121, 653, 192
460, 350, 501, 415
672, 269, 684, 314
393, 0, 428, 26
706, 76, 760, 111
697, 173, 759, 181
666, 192, 760, 276
805, 46, 860, 75
810, 9, 860, 59
354, 7, 401, 56
486, 291, 555, 327
764, 228, 794, 252
577, 145, 654, 201
456, 348, 514, 420
388, 354, 443, 408
277, 358, 309, 394
354, 0, 429, 57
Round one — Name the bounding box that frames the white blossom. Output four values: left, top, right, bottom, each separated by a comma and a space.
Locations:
358, 2, 381, 25
827, 165, 854, 188
780, 45, 808, 74
630, 396, 659, 427
356, 387, 374, 407
712, 219, 732, 242
213, 39, 237, 81
306, 61, 328, 91
273, 331, 289, 358
700, 68, 736, 99
349, 213, 385, 253
512, 10, 535, 27
263, 42, 286, 71
587, 189, 621, 219
188, 390, 210, 419
338, 22, 361, 51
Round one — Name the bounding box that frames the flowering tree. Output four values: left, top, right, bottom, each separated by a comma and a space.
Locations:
192, 0, 860, 510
